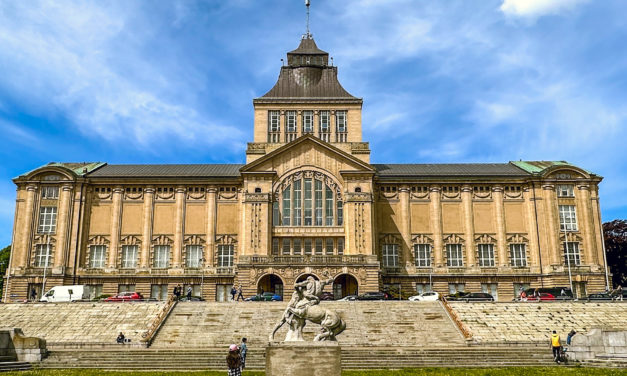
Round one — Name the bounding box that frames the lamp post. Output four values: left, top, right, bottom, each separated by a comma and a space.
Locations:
199, 257, 205, 300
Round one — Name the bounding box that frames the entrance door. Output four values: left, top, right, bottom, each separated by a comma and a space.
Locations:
27, 283, 42, 301
151, 284, 168, 301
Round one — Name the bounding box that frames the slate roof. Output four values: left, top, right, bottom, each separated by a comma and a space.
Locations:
87, 164, 244, 178
287, 37, 327, 55
373, 163, 530, 178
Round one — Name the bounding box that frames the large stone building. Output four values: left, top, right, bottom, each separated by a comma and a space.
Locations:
3, 35, 609, 302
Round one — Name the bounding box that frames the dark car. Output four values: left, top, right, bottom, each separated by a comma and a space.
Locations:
459, 292, 494, 302
356, 292, 389, 301
177, 296, 205, 302
445, 291, 471, 301
586, 292, 613, 301
320, 292, 334, 301
245, 292, 282, 302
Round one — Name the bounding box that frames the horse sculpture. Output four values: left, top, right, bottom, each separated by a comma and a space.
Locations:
270, 280, 346, 342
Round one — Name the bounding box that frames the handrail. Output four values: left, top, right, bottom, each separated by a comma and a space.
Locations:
140, 295, 177, 347
440, 297, 473, 340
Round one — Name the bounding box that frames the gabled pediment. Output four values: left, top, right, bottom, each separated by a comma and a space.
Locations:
241, 134, 375, 177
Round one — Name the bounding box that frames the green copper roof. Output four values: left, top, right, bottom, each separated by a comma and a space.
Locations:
16, 162, 105, 179
510, 161, 590, 175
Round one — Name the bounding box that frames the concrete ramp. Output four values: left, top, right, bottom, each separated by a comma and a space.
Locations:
151, 301, 464, 348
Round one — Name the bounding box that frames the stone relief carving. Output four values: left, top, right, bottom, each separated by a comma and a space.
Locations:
120, 235, 141, 245
410, 186, 429, 200
441, 186, 461, 199
472, 186, 492, 199
184, 234, 206, 245
216, 234, 237, 245
412, 234, 433, 245
443, 234, 465, 244
474, 234, 497, 244
273, 169, 342, 199
507, 234, 529, 244
88, 235, 110, 245
152, 235, 173, 245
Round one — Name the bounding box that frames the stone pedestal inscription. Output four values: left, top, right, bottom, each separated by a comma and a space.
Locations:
266, 342, 341, 376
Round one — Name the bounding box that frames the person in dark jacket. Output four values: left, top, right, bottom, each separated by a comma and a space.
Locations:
567, 330, 576, 345
226, 344, 242, 376
230, 286, 237, 301
116, 332, 125, 344
240, 337, 248, 369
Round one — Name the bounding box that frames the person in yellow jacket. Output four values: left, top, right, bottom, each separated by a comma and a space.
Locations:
550, 330, 562, 364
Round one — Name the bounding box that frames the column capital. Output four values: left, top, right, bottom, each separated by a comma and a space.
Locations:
61, 183, 73, 192
26, 184, 38, 192
491, 185, 504, 193
207, 187, 218, 193
175, 186, 187, 194
542, 184, 555, 191
144, 187, 156, 194
576, 184, 590, 191
429, 185, 441, 193
113, 186, 124, 194
461, 185, 473, 193
398, 186, 410, 194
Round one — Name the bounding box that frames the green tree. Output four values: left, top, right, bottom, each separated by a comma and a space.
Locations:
0, 244, 10, 299
603, 220, 627, 287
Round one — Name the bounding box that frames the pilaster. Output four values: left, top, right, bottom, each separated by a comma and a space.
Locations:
492, 186, 508, 267
172, 186, 186, 269
429, 186, 443, 267
542, 184, 560, 265
140, 187, 155, 269
399, 186, 412, 267
523, 185, 541, 268
461, 185, 475, 267
206, 187, 217, 267
52, 184, 73, 272
107, 186, 123, 269
18, 185, 37, 269
577, 184, 596, 266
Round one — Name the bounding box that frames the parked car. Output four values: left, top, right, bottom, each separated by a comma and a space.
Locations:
524, 292, 556, 302
445, 291, 471, 301
320, 292, 334, 301
459, 292, 494, 302
337, 295, 357, 301
177, 296, 205, 302
356, 291, 389, 300
586, 292, 613, 301
104, 292, 144, 302
245, 292, 282, 301
524, 287, 573, 300
408, 291, 440, 302
40, 285, 91, 303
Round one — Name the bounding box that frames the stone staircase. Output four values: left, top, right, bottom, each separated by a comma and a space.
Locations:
38, 346, 556, 370
449, 302, 627, 344
151, 301, 465, 347
0, 302, 165, 347
0, 355, 32, 372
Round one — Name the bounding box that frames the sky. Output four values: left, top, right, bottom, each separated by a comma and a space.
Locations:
0, 0, 626, 246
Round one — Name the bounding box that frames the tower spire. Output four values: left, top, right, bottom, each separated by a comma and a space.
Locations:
305, 0, 311, 38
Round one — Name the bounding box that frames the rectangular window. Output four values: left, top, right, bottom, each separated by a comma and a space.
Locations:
325, 186, 334, 226
557, 184, 574, 197
304, 238, 312, 255
337, 238, 344, 255
315, 179, 323, 226
315, 238, 323, 255
481, 283, 498, 301
337, 201, 343, 226
446, 244, 464, 267
303, 111, 313, 133
382, 244, 399, 267
319, 110, 330, 141
217, 245, 234, 267
38, 207, 57, 233
118, 284, 136, 293
509, 244, 527, 267
326, 238, 334, 255
185, 245, 202, 268
293, 179, 302, 226
336, 110, 347, 142
282, 187, 291, 226
153, 245, 170, 268
414, 244, 431, 267
272, 238, 279, 256
478, 244, 495, 267
151, 284, 168, 301
304, 178, 313, 226
286, 111, 296, 132
41, 186, 59, 199
415, 283, 432, 294
293, 238, 301, 255
282, 238, 291, 255
564, 242, 581, 266
268, 110, 280, 143
121, 245, 138, 269
34, 244, 53, 267
448, 283, 465, 294
88, 284, 103, 300
559, 205, 578, 231
89, 245, 106, 268
272, 201, 280, 226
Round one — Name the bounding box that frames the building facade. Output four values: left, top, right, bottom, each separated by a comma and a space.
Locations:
4, 36, 609, 302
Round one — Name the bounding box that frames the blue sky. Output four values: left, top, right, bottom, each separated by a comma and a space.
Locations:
0, 0, 626, 246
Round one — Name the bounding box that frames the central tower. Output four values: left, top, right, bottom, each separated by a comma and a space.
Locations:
247, 35, 370, 163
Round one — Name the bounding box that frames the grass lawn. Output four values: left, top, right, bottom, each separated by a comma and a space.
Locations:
3, 368, 626, 376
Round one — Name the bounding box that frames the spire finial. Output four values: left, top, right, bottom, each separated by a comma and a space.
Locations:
305, 0, 311, 38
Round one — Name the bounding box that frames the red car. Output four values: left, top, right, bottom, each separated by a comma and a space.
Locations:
524, 292, 556, 302
104, 292, 144, 302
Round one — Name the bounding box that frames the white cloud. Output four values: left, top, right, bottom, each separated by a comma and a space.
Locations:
500, 0, 589, 18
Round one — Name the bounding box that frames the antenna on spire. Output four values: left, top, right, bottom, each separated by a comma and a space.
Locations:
305, 0, 311, 38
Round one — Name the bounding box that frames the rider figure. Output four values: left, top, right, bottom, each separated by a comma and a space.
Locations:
294, 276, 333, 308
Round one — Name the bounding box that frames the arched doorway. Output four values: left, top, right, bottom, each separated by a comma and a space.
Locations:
295, 274, 319, 283
257, 274, 284, 297
333, 274, 358, 299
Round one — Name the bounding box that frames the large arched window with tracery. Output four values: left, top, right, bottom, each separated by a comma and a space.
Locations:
272, 170, 343, 227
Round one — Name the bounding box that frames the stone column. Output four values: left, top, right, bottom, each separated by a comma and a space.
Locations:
524, 185, 541, 268
140, 187, 154, 269
296, 110, 302, 137
577, 184, 596, 266
542, 184, 560, 265
589, 186, 605, 269
313, 110, 320, 138
399, 186, 412, 267
493, 186, 508, 267
18, 185, 38, 269
172, 186, 186, 268
461, 185, 475, 267
429, 186, 443, 267
330, 110, 336, 143
108, 186, 123, 269
280, 110, 285, 143
53, 184, 73, 271
206, 187, 217, 267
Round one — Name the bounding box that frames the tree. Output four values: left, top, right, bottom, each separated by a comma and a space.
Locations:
603, 220, 627, 288
0, 245, 10, 299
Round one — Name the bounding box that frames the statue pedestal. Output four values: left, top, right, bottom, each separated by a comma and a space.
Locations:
266, 342, 341, 376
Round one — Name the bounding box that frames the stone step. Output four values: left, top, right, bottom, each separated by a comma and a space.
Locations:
0, 361, 32, 371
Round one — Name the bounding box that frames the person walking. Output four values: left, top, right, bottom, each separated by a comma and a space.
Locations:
30, 287, 37, 302
236, 285, 245, 301
186, 286, 193, 301
567, 330, 576, 346
226, 344, 242, 376
617, 285, 624, 302
173, 284, 181, 300
230, 286, 237, 301
551, 330, 562, 364
240, 338, 248, 369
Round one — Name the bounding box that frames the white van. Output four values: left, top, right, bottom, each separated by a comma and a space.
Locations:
40, 285, 91, 302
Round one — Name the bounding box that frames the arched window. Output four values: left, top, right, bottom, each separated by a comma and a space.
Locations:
274, 171, 342, 227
